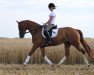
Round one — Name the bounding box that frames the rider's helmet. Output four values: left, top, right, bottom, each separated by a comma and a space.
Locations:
48, 3, 56, 9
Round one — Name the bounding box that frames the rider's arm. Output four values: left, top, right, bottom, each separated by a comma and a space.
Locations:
45, 16, 54, 25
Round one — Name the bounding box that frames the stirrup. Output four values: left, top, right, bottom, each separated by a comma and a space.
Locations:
48, 40, 52, 44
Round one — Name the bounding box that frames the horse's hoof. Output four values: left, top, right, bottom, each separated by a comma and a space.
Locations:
51, 63, 54, 67
88, 64, 90, 68
57, 64, 60, 67
23, 63, 27, 66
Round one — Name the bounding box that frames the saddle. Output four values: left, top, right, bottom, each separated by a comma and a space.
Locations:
42, 25, 58, 38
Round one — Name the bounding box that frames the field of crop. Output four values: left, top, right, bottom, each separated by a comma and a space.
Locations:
0, 64, 94, 75
0, 38, 94, 75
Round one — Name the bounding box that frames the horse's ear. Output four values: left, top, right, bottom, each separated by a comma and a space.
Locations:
16, 20, 19, 24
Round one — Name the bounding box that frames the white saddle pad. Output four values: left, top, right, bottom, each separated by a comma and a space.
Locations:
42, 27, 58, 38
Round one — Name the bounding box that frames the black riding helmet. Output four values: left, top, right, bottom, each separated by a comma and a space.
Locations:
48, 3, 56, 9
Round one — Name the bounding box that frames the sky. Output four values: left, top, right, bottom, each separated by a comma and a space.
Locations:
0, 0, 94, 38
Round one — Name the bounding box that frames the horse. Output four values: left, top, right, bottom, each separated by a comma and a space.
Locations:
17, 20, 94, 66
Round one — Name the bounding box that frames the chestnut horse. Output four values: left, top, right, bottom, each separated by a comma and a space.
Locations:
17, 20, 93, 66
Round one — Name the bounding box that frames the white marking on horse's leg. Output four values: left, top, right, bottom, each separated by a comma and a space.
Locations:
82, 54, 89, 66
44, 56, 53, 65
23, 55, 31, 66
58, 56, 66, 65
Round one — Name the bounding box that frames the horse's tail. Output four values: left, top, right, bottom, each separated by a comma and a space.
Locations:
77, 29, 91, 57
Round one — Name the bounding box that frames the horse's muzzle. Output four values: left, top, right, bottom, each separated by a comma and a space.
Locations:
19, 33, 25, 38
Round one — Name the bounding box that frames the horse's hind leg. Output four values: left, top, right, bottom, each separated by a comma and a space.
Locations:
58, 42, 71, 65
73, 42, 90, 66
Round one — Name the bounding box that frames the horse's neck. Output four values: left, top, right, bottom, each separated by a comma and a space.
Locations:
31, 22, 41, 28
34, 24, 41, 28
29, 23, 42, 34
33, 23, 42, 30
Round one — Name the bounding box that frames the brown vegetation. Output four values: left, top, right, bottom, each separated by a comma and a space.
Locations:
0, 38, 94, 64
0, 38, 94, 75
0, 64, 94, 75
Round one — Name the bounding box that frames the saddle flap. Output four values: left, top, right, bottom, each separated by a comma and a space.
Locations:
42, 26, 58, 38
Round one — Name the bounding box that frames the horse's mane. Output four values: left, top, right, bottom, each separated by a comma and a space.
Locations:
20, 20, 41, 26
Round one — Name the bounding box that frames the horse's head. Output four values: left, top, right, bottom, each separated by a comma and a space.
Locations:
17, 20, 42, 38
17, 21, 27, 38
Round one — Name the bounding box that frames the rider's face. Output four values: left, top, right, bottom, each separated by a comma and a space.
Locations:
49, 7, 55, 11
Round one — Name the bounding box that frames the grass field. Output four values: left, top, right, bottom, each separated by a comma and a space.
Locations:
0, 38, 94, 64
0, 64, 94, 75
0, 38, 94, 75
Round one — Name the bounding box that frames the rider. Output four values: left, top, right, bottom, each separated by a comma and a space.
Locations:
44, 3, 56, 44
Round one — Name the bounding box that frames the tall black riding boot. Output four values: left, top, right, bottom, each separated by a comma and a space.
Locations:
46, 31, 52, 44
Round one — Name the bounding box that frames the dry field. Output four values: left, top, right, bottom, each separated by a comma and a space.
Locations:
0, 38, 94, 75
0, 64, 94, 75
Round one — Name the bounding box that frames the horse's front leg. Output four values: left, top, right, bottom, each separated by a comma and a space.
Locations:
40, 47, 53, 66
23, 45, 39, 66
